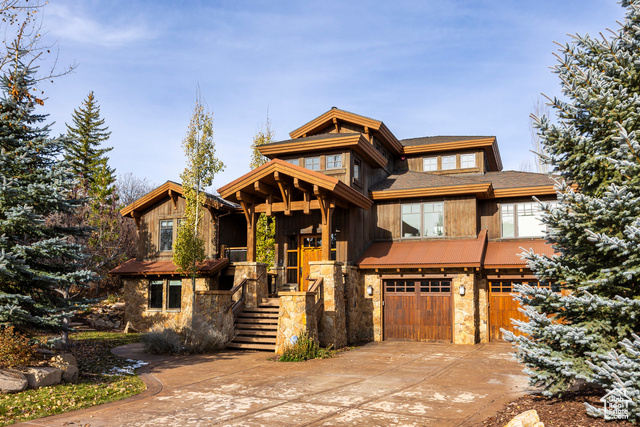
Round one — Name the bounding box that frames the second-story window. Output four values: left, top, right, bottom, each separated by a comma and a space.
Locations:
402, 202, 444, 238
305, 156, 321, 171
287, 158, 299, 166
353, 158, 361, 181
501, 202, 555, 238
423, 157, 437, 171
326, 154, 342, 169
460, 153, 476, 168
160, 220, 173, 251
442, 155, 456, 170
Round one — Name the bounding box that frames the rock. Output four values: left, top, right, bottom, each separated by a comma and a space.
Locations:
21, 367, 62, 388
505, 410, 544, 427
0, 369, 28, 393
50, 354, 77, 368
111, 302, 125, 310
124, 321, 138, 333
36, 348, 56, 356
61, 365, 79, 382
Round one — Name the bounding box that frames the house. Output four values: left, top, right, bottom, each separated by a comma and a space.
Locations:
113, 107, 557, 353
109, 181, 246, 331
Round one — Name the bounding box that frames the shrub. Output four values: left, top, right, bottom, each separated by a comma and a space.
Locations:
279, 333, 332, 362
0, 326, 37, 368
141, 313, 233, 355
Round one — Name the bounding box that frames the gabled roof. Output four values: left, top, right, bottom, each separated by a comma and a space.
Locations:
218, 159, 373, 210
258, 133, 388, 169
356, 230, 488, 268
287, 107, 403, 155
368, 170, 557, 200
120, 181, 238, 218
400, 136, 503, 171
109, 258, 229, 276
484, 240, 556, 268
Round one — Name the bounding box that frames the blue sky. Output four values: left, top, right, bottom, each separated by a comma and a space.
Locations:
37, 0, 626, 192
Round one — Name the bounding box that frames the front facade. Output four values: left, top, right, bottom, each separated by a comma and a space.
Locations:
114, 107, 557, 351
218, 107, 556, 349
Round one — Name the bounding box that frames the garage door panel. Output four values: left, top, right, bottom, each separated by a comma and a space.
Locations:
489, 280, 539, 342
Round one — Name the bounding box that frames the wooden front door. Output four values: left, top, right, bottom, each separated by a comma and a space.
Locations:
489, 280, 536, 342
383, 279, 453, 342
299, 235, 322, 291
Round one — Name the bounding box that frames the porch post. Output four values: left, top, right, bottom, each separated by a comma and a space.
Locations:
237, 191, 258, 263
315, 185, 334, 261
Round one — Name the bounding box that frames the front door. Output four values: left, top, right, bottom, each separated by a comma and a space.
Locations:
300, 235, 322, 291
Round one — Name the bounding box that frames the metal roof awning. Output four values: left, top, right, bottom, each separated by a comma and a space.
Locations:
484, 240, 556, 269
109, 258, 229, 276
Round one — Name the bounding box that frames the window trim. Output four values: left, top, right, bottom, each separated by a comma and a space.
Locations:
166, 279, 182, 310
423, 156, 438, 171
304, 156, 321, 171
353, 157, 362, 183
159, 220, 174, 252
441, 155, 457, 170
500, 201, 555, 238
148, 278, 183, 312
148, 280, 164, 310
460, 153, 476, 169
326, 154, 342, 170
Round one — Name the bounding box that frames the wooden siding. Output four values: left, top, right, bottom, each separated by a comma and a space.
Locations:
444, 196, 477, 238
479, 200, 500, 239
219, 213, 247, 248
137, 196, 218, 261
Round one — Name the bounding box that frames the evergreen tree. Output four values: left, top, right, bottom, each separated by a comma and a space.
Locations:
65, 91, 114, 197
0, 54, 93, 338
505, 1, 640, 420
250, 118, 276, 269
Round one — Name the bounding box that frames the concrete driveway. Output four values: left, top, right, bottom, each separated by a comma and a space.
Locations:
20, 341, 530, 427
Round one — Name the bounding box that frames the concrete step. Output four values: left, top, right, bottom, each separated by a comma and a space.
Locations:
227, 342, 275, 352
232, 336, 276, 344
235, 328, 277, 337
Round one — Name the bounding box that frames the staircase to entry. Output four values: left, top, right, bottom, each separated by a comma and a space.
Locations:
228, 298, 279, 351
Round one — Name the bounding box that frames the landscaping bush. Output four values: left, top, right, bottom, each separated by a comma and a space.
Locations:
141, 313, 233, 355
0, 326, 37, 368
279, 333, 332, 362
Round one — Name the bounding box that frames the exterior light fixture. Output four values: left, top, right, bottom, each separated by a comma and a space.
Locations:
400, 156, 406, 161
366, 285, 374, 296
459, 285, 466, 296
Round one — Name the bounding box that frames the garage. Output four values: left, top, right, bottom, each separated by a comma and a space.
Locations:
383, 279, 453, 342
488, 279, 536, 342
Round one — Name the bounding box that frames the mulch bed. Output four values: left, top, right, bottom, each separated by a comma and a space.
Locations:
481, 392, 633, 427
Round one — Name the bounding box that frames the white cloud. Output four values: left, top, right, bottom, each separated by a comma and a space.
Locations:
45, 4, 155, 48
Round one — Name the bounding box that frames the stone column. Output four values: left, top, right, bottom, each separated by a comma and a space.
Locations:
232, 262, 268, 307
362, 273, 383, 342
275, 291, 318, 355
476, 275, 489, 343
453, 273, 476, 344
309, 261, 347, 349
194, 290, 234, 340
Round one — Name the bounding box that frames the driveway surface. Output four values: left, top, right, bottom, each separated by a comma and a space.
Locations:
19, 341, 531, 426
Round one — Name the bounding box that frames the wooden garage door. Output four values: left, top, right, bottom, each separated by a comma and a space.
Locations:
489, 280, 537, 342
384, 279, 452, 342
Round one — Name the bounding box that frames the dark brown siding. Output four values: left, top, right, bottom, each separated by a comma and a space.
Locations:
444, 196, 477, 238
219, 213, 247, 249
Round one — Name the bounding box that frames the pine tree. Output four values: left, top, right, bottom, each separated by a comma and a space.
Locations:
0, 53, 93, 338
65, 91, 114, 196
505, 1, 640, 420
250, 118, 276, 269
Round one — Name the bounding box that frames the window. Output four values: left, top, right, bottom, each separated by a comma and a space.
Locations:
402, 202, 445, 238
423, 202, 444, 237
501, 202, 555, 238
353, 158, 361, 181
460, 153, 476, 169
160, 220, 173, 251
326, 154, 342, 169
149, 280, 163, 309
305, 157, 321, 171
423, 157, 437, 171
287, 158, 299, 166
401, 204, 421, 237
167, 280, 182, 309
441, 155, 456, 170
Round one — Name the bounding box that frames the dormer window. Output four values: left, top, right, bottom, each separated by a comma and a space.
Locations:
423, 157, 437, 171
160, 220, 173, 251
441, 155, 456, 170
461, 153, 476, 169
305, 157, 321, 171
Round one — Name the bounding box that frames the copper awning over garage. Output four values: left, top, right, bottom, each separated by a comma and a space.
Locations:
484, 240, 556, 269
356, 230, 488, 269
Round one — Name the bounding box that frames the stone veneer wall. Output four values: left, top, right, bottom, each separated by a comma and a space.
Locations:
452, 273, 476, 345
361, 273, 382, 342
343, 265, 364, 345
274, 292, 318, 354
309, 261, 347, 349
476, 275, 489, 343
194, 290, 234, 339
123, 276, 212, 332
232, 262, 268, 307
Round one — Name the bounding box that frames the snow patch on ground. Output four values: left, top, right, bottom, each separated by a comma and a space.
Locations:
105, 358, 148, 375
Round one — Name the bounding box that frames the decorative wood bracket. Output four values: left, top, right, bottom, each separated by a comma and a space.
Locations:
274, 172, 292, 216
168, 189, 178, 209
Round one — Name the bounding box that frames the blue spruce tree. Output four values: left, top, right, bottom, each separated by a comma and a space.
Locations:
0, 51, 93, 342
505, 0, 640, 421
